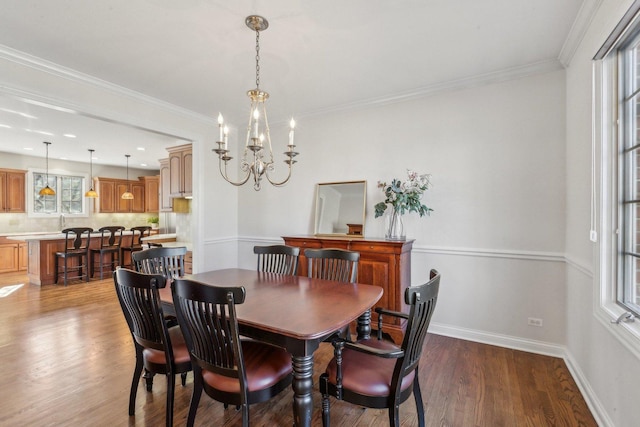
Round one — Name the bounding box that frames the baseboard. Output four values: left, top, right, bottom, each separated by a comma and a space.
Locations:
428, 322, 566, 357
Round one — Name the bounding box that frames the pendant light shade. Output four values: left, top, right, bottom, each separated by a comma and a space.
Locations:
85, 149, 98, 198
39, 141, 56, 196
121, 154, 134, 200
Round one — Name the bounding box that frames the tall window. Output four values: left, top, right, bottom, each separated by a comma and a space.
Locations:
595, 0, 640, 354
619, 31, 640, 316
30, 171, 88, 216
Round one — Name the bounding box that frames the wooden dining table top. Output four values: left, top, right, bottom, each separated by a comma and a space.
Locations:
160, 268, 383, 342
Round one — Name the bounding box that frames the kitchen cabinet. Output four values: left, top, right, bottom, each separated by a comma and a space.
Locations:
94, 178, 116, 213
185, 250, 193, 274
116, 181, 145, 213
0, 168, 26, 213
283, 235, 414, 344
142, 175, 159, 213
95, 177, 145, 213
158, 158, 172, 212
167, 144, 192, 198
0, 237, 26, 273
19, 242, 27, 270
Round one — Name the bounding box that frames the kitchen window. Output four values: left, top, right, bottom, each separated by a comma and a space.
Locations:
28, 170, 90, 217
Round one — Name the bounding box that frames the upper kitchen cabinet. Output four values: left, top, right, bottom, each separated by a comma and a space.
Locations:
94, 177, 145, 213
158, 158, 172, 212
167, 144, 192, 198
116, 181, 145, 213
0, 168, 26, 213
141, 175, 160, 213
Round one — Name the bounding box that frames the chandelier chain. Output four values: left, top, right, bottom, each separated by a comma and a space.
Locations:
255, 29, 260, 89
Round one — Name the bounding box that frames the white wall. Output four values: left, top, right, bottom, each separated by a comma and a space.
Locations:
237, 70, 568, 348
565, 1, 640, 426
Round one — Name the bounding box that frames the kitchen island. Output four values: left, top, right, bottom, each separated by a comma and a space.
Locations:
8, 231, 139, 286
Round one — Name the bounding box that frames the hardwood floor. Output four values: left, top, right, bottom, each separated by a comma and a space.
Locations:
0, 272, 597, 426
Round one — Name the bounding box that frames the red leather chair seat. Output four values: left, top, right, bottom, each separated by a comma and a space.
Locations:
202, 340, 292, 393
142, 325, 191, 365
325, 338, 415, 397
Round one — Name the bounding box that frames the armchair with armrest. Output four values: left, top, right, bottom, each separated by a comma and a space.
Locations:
319, 269, 441, 427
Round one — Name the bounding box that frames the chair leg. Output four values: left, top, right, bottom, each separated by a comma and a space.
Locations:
166, 373, 175, 427
144, 369, 154, 392
54, 256, 59, 284
413, 376, 425, 427
129, 354, 144, 416
241, 403, 249, 427
320, 374, 330, 427
64, 257, 68, 286
186, 370, 203, 427
388, 404, 400, 427
181, 371, 187, 386
84, 254, 89, 282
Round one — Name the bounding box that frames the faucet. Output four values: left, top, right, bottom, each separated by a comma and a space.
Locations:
59, 214, 66, 229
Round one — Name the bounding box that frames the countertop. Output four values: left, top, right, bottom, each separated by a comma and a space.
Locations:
5, 230, 137, 241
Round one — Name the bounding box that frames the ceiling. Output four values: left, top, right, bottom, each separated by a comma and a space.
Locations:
0, 0, 588, 169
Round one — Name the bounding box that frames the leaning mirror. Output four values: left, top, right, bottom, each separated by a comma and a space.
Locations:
314, 181, 366, 237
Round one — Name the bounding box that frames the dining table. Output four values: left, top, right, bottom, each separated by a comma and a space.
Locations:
159, 268, 382, 427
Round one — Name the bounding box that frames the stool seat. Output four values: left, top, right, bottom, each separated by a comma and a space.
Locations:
55, 227, 93, 286
120, 226, 151, 269
90, 226, 125, 279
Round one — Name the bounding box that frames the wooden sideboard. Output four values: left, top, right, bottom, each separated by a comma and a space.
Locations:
282, 235, 414, 344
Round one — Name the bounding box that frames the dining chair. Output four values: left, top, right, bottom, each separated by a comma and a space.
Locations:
172, 278, 293, 427
305, 248, 359, 283
89, 226, 125, 279
120, 225, 151, 268
319, 269, 441, 427
132, 246, 187, 347
54, 227, 93, 286
113, 268, 191, 427
305, 248, 360, 339
132, 246, 186, 281
253, 244, 300, 275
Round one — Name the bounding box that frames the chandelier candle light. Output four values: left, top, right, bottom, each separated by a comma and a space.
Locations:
213, 15, 299, 191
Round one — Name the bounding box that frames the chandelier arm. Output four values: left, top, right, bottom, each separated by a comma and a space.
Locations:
264, 162, 293, 187
218, 157, 252, 187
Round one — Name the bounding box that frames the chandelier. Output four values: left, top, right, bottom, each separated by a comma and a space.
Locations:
213, 15, 298, 191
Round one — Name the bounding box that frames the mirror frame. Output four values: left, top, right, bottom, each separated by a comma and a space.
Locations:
314, 180, 366, 237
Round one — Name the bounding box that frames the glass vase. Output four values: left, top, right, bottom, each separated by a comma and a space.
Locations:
385, 208, 405, 240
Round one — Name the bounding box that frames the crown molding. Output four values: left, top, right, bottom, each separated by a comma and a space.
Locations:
299, 59, 564, 120
0, 44, 216, 125
558, 0, 604, 67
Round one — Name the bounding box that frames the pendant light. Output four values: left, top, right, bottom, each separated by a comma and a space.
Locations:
39, 141, 55, 196
85, 149, 98, 198
121, 154, 134, 200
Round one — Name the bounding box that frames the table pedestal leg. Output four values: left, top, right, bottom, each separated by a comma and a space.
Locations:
356, 308, 372, 340
292, 354, 314, 427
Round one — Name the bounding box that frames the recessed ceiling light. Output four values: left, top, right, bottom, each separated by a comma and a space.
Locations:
23, 147, 33, 151
0, 108, 37, 119
25, 129, 54, 136
63, 134, 76, 138
137, 147, 145, 151
0, 124, 11, 129
140, 163, 147, 167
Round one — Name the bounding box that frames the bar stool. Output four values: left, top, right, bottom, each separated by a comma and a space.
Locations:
90, 226, 125, 279
54, 227, 93, 286
120, 226, 151, 268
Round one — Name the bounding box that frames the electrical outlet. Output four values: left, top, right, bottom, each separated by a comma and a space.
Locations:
528, 317, 543, 327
